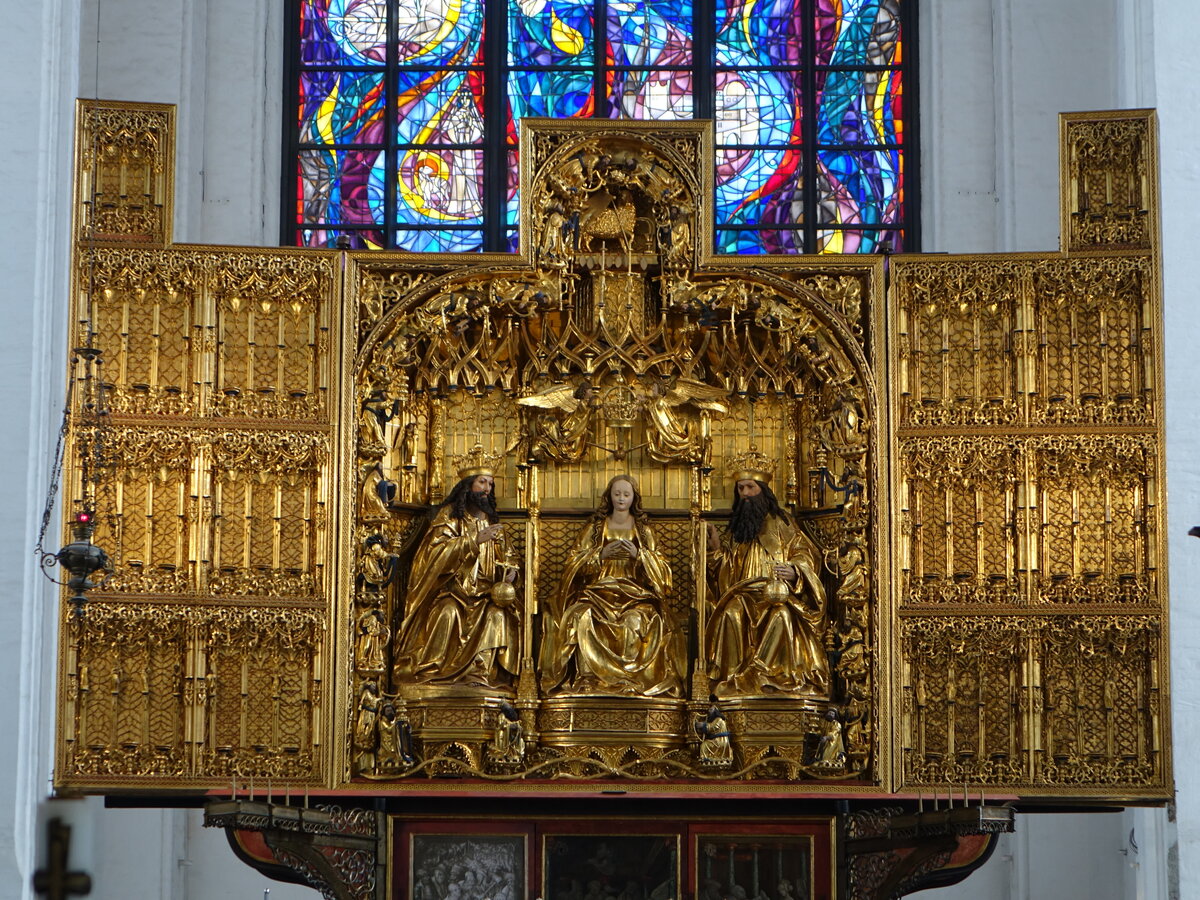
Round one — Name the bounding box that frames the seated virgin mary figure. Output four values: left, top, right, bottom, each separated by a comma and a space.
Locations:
539, 475, 684, 697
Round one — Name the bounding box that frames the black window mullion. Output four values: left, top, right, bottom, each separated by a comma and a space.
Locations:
484, 0, 508, 250
282, 0, 302, 246
693, 0, 713, 121
906, 0, 921, 251
800, 0, 818, 255
386, 3, 399, 248
594, 0, 608, 117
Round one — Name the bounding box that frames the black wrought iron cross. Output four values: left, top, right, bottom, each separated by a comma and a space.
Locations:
32, 817, 92, 899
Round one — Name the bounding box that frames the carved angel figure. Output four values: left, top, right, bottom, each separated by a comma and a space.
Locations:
539, 475, 684, 696
639, 377, 728, 463
515, 381, 598, 463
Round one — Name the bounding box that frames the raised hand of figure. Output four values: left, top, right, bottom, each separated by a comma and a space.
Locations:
706, 523, 720, 548
475, 523, 503, 546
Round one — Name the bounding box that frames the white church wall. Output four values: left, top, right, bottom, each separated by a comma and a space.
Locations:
1155, 0, 1199, 894
2, 0, 79, 897
78, 0, 283, 247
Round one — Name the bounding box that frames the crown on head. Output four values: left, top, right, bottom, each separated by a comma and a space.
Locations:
728, 445, 776, 484
454, 443, 504, 479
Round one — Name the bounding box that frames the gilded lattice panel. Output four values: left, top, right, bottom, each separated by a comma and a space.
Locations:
1030, 257, 1153, 426
1032, 434, 1156, 605
1062, 111, 1158, 253
74, 100, 175, 246
61, 602, 325, 784
1035, 616, 1162, 787
899, 614, 1166, 792
892, 260, 1024, 428
88, 426, 196, 595
78, 248, 201, 417
208, 431, 327, 598
209, 253, 335, 422
898, 437, 1020, 605
900, 617, 1029, 787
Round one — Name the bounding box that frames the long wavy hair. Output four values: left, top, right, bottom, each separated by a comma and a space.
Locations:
597, 474, 646, 521
442, 475, 500, 524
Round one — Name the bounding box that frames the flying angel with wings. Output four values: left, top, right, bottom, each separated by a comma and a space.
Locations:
639, 377, 729, 464
515, 381, 598, 463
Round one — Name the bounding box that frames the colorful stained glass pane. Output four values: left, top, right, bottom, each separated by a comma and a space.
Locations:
508, 0, 593, 67
397, 147, 484, 225
613, 69, 693, 119
716, 228, 804, 254
716, 145, 803, 227
298, 227, 386, 249
816, 67, 901, 145
606, 0, 693, 67
291, 0, 911, 255
715, 70, 802, 145
396, 71, 485, 144
396, 0, 484, 65
507, 68, 594, 127
715, 0, 803, 67
299, 70, 386, 144
305, 0, 388, 65
816, 227, 902, 253
394, 228, 484, 252
298, 148, 386, 225
506, 150, 520, 229
817, 146, 901, 224
814, 0, 900, 68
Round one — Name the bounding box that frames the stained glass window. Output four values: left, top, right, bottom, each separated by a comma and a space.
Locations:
286, 0, 914, 254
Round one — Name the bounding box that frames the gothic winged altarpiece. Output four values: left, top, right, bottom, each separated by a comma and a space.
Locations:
54, 102, 1169, 899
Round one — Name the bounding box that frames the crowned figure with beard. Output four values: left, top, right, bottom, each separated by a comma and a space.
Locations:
704, 449, 831, 699
391, 445, 520, 689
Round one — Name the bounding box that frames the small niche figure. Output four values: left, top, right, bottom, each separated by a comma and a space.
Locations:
355, 608, 389, 674
814, 708, 846, 769
353, 681, 380, 773
491, 699, 526, 764
376, 702, 415, 771
695, 702, 733, 767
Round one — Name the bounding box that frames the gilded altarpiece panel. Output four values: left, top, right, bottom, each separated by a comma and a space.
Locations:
57, 105, 1169, 804
58, 199, 337, 784
337, 120, 885, 787
893, 112, 1167, 795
